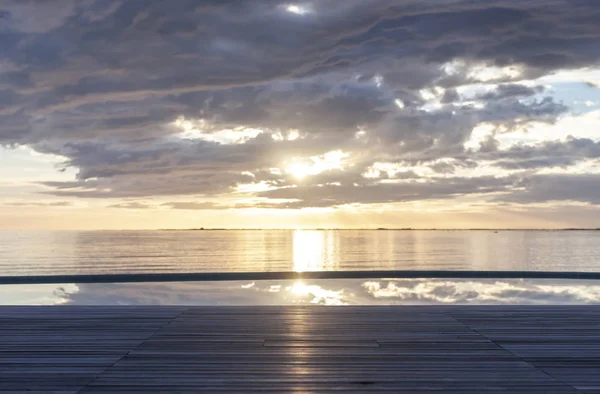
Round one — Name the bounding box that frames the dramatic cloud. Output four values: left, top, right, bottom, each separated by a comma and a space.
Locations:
1, 0, 600, 220
496, 174, 600, 204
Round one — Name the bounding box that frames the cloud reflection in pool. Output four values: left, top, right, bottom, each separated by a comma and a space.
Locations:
3, 279, 600, 306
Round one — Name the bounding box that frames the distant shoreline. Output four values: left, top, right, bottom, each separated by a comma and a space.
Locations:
158, 228, 600, 231
6, 228, 600, 232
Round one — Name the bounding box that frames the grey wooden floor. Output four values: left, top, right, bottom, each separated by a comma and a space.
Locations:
1, 306, 600, 393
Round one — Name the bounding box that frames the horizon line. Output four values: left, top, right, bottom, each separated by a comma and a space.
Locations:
159, 227, 600, 231
3, 228, 600, 232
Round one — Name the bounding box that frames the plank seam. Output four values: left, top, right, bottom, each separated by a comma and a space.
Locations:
450, 314, 580, 392
75, 308, 189, 394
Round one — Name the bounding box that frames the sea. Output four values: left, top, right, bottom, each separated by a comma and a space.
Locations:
1, 229, 600, 305
2, 229, 600, 275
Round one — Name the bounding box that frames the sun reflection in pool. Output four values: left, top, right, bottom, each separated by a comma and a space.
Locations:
289, 281, 308, 295
286, 281, 345, 305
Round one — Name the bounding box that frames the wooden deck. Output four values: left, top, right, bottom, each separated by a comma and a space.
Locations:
1, 306, 599, 393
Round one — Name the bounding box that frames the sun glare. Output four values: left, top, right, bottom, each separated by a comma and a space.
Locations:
286, 162, 312, 179
290, 281, 311, 295
287, 281, 345, 305
285, 150, 349, 180
292, 229, 337, 272
286, 4, 309, 15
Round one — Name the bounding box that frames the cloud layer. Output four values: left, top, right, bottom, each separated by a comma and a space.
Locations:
1, 0, 600, 213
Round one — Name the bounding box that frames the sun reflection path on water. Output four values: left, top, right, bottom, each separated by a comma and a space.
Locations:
292, 230, 338, 272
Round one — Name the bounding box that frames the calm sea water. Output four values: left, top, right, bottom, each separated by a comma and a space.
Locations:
1, 230, 599, 276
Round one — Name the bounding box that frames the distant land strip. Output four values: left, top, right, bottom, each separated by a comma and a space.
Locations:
157, 228, 600, 231
2, 270, 600, 285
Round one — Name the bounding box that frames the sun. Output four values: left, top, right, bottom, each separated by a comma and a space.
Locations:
284, 150, 349, 180
286, 162, 312, 180
286, 4, 310, 15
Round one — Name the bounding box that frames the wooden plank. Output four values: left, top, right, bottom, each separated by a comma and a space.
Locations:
2, 306, 600, 392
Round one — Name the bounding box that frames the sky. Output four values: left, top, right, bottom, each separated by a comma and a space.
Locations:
1, 0, 600, 230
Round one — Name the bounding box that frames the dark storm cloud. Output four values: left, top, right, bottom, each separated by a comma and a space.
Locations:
488, 138, 600, 170
259, 176, 517, 206
477, 84, 544, 101
0, 71, 33, 89
496, 174, 600, 204
1, 0, 600, 206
